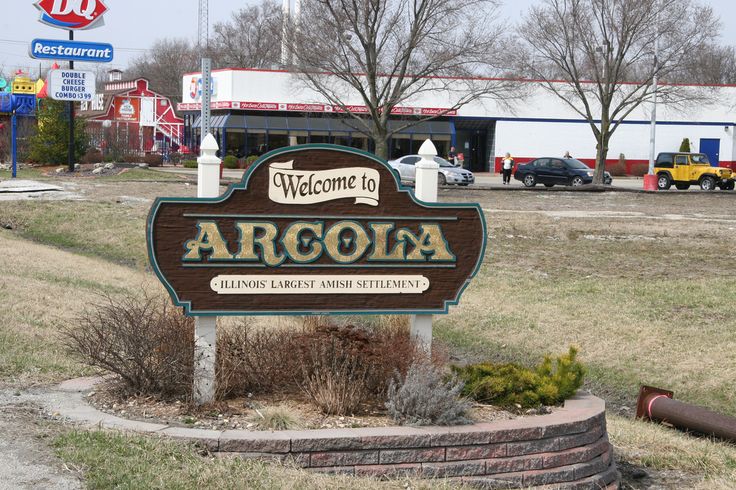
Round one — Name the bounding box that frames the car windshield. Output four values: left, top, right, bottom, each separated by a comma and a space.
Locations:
564, 159, 590, 169
691, 153, 710, 165
433, 156, 456, 167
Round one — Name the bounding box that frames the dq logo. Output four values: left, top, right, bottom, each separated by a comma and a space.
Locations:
35, 0, 108, 30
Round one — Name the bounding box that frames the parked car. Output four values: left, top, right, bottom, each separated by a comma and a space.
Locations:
513, 158, 612, 187
388, 155, 475, 186
654, 152, 734, 190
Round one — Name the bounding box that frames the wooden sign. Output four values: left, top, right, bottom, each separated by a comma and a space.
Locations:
147, 145, 486, 316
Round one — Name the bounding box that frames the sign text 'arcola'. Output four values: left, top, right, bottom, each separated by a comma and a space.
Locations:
147, 146, 486, 315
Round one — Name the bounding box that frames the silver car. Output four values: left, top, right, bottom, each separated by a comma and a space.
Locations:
388, 155, 475, 186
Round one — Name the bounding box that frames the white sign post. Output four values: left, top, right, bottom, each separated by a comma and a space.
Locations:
411, 139, 440, 351
47, 69, 96, 102
194, 133, 221, 404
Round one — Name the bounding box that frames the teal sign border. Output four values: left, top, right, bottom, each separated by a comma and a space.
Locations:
147, 144, 487, 316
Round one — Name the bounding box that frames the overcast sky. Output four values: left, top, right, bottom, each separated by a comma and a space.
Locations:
2, 0, 734, 77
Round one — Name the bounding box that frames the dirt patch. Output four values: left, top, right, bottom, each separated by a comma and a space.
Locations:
0, 391, 81, 490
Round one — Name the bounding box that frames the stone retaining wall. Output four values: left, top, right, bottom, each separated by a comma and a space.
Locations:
54, 380, 619, 489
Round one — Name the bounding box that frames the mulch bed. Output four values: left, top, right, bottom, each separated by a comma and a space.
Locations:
85, 380, 551, 432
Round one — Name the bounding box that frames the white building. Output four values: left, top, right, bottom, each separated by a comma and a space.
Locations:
179, 68, 736, 173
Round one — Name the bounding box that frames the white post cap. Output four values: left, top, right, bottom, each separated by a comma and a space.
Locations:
417, 139, 439, 168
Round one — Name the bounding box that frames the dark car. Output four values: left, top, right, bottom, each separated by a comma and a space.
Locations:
513, 158, 613, 187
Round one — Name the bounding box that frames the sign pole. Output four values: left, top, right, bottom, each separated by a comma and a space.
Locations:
200, 58, 212, 145
194, 133, 221, 404
67, 29, 75, 173
11, 111, 17, 179
411, 139, 440, 351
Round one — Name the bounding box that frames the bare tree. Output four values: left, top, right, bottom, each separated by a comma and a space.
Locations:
210, 1, 283, 69
285, 0, 518, 159
673, 44, 736, 85
519, 0, 718, 183
128, 39, 200, 102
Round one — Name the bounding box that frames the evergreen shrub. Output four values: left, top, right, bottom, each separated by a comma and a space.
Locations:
223, 155, 238, 169
452, 347, 585, 409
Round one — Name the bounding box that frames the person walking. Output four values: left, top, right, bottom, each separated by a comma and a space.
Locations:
563, 151, 572, 159
448, 146, 458, 166
502, 152, 514, 185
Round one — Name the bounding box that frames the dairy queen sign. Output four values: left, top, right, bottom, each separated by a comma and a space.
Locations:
147, 146, 486, 315
35, 0, 108, 30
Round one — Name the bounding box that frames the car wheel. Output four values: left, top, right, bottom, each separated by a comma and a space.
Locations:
675, 184, 690, 190
657, 173, 671, 190
700, 176, 716, 191
570, 176, 584, 187
544, 183, 554, 188
438, 174, 447, 186
523, 174, 536, 187
726, 181, 735, 190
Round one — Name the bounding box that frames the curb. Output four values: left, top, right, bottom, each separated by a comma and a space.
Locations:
49, 378, 620, 488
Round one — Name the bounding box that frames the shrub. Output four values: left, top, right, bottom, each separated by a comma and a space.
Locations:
629, 162, 649, 177
80, 149, 103, 164
679, 138, 691, 152
452, 347, 585, 409
606, 161, 626, 177
123, 154, 140, 164
29, 99, 87, 165
182, 159, 198, 169
386, 360, 471, 426
216, 318, 423, 410
250, 406, 301, 430
62, 292, 195, 398
299, 340, 371, 415
223, 155, 238, 169
144, 154, 164, 167
168, 152, 182, 164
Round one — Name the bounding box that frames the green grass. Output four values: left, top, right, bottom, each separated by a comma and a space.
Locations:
0, 201, 149, 268
0, 166, 54, 180
53, 430, 456, 490
0, 328, 88, 383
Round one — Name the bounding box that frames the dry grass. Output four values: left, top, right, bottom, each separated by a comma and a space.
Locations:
608, 414, 736, 489
436, 191, 736, 417
0, 229, 157, 385
53, 430, 462, 490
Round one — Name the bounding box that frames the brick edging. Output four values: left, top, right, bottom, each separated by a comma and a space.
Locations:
53, 378, 619, 489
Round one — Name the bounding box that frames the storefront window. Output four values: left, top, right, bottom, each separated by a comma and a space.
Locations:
409, 134, 431, 154
331, 133, 351, 146
247, 131, 267, 156
309, 132, 330, 144
269, 131, 290, 152
226, 129, 246, 158
391, 135, 411, 159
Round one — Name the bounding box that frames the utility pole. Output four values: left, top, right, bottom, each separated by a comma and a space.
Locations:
198, 0, 209, 50
68, 29, 75, 173
648, 9, 660, 176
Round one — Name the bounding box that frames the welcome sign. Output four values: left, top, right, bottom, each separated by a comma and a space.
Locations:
147, 145, 485, 315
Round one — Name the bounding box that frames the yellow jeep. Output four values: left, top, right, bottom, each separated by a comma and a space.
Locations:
655, 152, 734, 191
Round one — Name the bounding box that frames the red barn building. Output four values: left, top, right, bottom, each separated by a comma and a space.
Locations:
81, 71, 183, 158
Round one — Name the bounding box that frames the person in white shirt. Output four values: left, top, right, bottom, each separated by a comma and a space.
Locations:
502, 152, 514, 184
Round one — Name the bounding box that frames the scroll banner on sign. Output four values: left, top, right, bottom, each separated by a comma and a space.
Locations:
268, 160, 381, 206
210, 275, 430, 295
